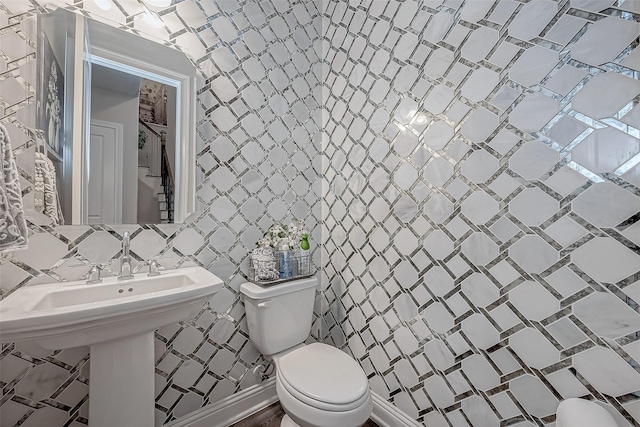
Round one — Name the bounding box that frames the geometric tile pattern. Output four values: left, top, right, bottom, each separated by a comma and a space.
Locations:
0, 1, 321, 426
320, 1, 640, 426
2, 1, 640, 427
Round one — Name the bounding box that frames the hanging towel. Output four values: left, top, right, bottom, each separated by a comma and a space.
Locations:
35, 151, 64, 225
0, 123, 28, 252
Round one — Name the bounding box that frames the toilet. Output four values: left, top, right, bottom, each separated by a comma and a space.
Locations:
240, 277, 372, 427
556, 398, 619, 427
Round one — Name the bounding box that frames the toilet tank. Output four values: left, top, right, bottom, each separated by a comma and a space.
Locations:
240, 277, 317, 357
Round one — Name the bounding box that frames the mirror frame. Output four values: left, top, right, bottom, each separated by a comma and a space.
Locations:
39, 8, 198, 225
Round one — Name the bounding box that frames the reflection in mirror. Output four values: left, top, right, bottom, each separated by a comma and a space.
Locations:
36, 8, 197, 225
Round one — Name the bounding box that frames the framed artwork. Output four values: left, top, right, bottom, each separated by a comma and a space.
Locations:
139, 78, 168, 126
36, 31, 64, 161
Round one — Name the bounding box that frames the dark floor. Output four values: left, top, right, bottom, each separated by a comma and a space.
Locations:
231, 402, 379, 427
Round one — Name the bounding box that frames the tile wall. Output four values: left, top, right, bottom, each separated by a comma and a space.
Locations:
0, 0, 322, 426
320, 0, 640, 426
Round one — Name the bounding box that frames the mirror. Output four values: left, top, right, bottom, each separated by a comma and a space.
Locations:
35, 8, 197, 225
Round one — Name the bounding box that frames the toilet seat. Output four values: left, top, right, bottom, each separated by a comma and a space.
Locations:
276, 343, 369, 411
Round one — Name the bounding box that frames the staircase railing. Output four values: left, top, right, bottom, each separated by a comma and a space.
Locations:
138, 120, 162, 176
160, 139, 174, 223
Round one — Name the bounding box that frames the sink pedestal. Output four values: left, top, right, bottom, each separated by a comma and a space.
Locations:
90, 332, 155, 427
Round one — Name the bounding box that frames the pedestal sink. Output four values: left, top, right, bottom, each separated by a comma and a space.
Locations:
0, 266, 223, 427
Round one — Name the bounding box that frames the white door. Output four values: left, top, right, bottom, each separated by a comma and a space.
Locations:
87, 120, 123, 224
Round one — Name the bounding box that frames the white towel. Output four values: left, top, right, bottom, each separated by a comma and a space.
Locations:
0, 123, 28, 252
35, 151, 64, 225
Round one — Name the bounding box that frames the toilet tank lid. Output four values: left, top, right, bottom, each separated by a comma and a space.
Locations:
240, 276, 318, 299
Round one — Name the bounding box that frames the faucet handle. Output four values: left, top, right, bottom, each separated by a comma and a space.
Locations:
145, 255, 171, 277
69, 262, 107, 284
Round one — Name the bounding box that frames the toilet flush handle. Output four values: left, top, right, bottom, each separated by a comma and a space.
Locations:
257, 300, 271, 308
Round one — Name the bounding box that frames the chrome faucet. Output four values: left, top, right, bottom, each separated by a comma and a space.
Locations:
119, 231, 133, 280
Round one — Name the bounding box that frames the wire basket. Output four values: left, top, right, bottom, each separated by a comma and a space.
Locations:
246, 250, 314, 286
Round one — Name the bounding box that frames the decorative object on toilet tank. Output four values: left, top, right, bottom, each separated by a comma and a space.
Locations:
248, 220, 313, 285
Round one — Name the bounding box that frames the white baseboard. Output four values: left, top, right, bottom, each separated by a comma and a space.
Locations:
370, 392, 422, 427
166, 378, 419, 427
166, 377, 278, 427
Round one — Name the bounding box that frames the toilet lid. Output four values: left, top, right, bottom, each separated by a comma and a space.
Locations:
278, 343, 369, 405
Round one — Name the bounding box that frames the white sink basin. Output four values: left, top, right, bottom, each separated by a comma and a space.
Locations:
0, 266, 224, 348
0, 266, 223, 427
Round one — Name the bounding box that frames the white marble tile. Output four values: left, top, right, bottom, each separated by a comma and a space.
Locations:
461, 396, 500, 427
575, 291, 640, 338
622, 46, 640, 72
461, 150, 500, 184
544, 65, 588, 96
489, 173, 521, 199
543, 165, 588, 197
423, 302, 454, 333
463, 354, 500, 391
394, 32, 418, 62
490, 392, 521, 419
462, 313, 500, 350
424, 193, 454, 224
461, 108, 499, 143
424, 11, 454, 44
460, 0, 494, 23
395, 0, 419, 28
571, 0, 616, 11
510, 46, 559, 88
571, 237, 640, 283
489, 41, 520, 68
393, 131, 419, 157
571, 17, 640, 66
461, 26, 499, 63
425, 266, 454, 297
425, 339, 455, 371
424, 84, 455, 115
509, 187, 559, 226
490, 216, 520, 242
509, 93, 559, 133
510, 281, 559, 321
489, 0, 519, 25
509, 141, 559, 180
461, 191, 500, 225
424, 230, 454, 260
573, 346, 640, 396
424, 157, 454, 187
545, 14, 586, 46
425, 375, 455, 409
547, 318, 587, 349
489, 129, 520, 156
492, 304, 521, 331
572, 182, 640, 228
572, 72, 640, 120
573, 126, 640, 173
490, 87, 521, 115
510, 375, 559, 417
461, 67, 500, 103
548, 115, 588, 147
424, 120, 455, 151
545, 216, 588, 247
425, 47, 455, 79
393, 163, 418, 190
509, 235, 558, 274
461, 232, 499, 266
508, 0, 558, 41
510, 327, 559, 369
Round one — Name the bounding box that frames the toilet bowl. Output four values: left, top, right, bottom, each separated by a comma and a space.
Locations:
240, 277, 372, 427
556, 398, 619, 427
